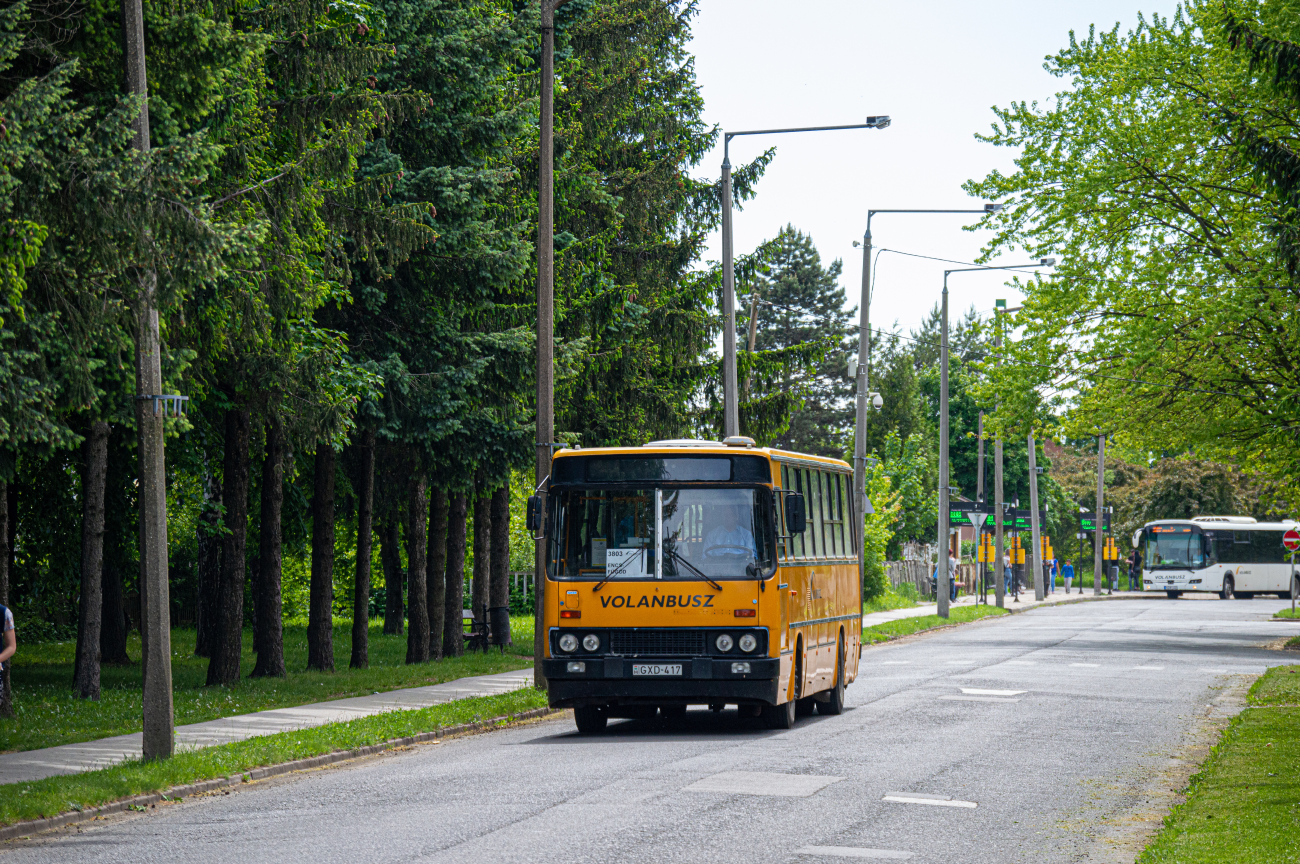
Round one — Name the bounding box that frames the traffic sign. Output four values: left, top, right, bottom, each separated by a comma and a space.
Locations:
1284, 528, 1300, 552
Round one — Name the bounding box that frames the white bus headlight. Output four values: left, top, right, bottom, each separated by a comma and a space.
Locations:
582, 634, 600, 652
738, 634, 757, 653
716, 634, 734, 652
559, 633, 579, 653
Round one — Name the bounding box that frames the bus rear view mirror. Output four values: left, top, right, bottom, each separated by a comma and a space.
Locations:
526, 495, 543, 533
785, 493, 807, 534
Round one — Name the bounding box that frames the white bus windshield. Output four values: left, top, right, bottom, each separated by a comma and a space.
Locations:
1145, 525, 1206, 570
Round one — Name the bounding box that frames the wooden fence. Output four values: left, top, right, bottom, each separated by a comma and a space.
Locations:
885, 560, 979, 596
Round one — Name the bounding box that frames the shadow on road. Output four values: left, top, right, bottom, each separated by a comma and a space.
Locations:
517, 706, 853, 744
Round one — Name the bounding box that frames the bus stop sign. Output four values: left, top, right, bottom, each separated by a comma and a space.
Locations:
1284, 529, 1300, 552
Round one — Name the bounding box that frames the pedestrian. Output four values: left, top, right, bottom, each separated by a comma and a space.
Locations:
1045, 557, 1057, 594
949, 550, 959, 602
1003, 551, 1013, 595
1128, 548, 1142, 592
1062, 558, 1075, 594
0, 600, 14, 705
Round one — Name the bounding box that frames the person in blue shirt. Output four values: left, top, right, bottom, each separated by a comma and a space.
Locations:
1061, 559, 1076, 594
704, 506, 755, 558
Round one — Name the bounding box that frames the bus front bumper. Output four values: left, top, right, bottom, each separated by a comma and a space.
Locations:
543, 657, 782, 707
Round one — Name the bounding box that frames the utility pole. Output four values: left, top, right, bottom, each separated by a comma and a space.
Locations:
977, 412, 985, 603
994, 305, 1005, 610
720, 147, 738, 438
1028, 434, 1043, 602
124, 0, 173, 761
1093, 435, 1105, 596
937, 280, 951, 618
535, 0, 572, 689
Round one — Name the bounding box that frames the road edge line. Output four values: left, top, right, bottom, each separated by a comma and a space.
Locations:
0, 706, 557, 843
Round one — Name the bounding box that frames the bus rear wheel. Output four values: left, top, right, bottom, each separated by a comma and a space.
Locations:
573, 705, 608, 735
1219, 576, 1234, 600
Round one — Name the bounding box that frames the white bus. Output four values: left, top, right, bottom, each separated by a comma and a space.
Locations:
1135, 517, 1298, 599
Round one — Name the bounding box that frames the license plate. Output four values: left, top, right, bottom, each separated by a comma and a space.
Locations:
632, 663, 682, 677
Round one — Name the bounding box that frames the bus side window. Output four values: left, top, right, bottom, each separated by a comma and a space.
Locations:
791, 467, 806, 560
828, 472, 843, 557
810, 470, 825, 559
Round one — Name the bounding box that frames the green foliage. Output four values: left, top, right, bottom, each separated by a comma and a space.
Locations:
861, 605, 1008, 644
964, 0, 1300, 506
877, 431, 937, 553
862, 460, 901, 599
742, 225, 852, 454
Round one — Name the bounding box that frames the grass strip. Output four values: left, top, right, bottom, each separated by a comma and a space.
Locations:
1273, 607, 1300, 620
862, 605, 1009, 644
1137, 665, 1300, 863
2, 618, 533, 753
0, 687, 549, 828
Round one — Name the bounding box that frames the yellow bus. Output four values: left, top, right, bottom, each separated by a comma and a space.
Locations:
534, 437, 862, 733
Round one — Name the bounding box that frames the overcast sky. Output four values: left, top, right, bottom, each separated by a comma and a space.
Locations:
689, 0, 1182, 340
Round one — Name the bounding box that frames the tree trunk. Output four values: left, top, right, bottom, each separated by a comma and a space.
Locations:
405, 474, 430, 663
206, 408, 250, 686
100, 435, 131, 665
489, 481, 511, 645
426, 487, 448, 661
307, 445, 335, 671
0, 480, 10, 717
443, 492, 467, 657
472, 476, 491, 650
380, 507, 404, 635
73, 421, 110, 699
194, 468, 221, 657
251, 415, 285, 677
350, 429, 375, 669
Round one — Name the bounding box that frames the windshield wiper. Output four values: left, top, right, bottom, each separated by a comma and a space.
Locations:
592, 548, 643, 592
667, 548, 722, 591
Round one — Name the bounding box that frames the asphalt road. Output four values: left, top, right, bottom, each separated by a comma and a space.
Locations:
9, 596, 1299, 864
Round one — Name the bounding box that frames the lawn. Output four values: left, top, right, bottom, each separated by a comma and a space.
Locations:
1273, 607, 1300, 620
863, 588, 919, 614
1137, 664, 1300, 863
0, 616, 535, 753
862, 605, 1009, 644
0, 686, 550, 828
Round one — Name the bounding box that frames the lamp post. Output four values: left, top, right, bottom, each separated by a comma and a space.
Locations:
937, 259, 1054, 617
720, 116, 891, 439
852, 205, 1000, 612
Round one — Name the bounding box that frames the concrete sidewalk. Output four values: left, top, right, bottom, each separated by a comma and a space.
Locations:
0, 668, 534, 787
862, 588, 1145, 628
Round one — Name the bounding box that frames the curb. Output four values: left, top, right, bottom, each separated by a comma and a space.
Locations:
862, 592, 1135, 646
0, 706, 557, 843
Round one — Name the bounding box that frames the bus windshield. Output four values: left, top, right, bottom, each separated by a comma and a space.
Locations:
548, 486, 775, 580
1145, 525, 1207, 570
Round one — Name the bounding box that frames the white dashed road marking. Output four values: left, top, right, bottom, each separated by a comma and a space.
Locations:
684, 771, 843, 797
882, 792, 977, 808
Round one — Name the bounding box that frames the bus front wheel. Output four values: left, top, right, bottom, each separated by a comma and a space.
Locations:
1219, 576, 1234, 600
573, 705, 608, 735
763, 699, 796, 729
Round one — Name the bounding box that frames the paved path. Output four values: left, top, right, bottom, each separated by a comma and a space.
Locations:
0, 668, 533, 787
9, 596, 1298, 863
861, 588, 1141, 627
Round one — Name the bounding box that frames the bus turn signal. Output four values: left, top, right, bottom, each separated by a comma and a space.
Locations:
734, 609, 756, 617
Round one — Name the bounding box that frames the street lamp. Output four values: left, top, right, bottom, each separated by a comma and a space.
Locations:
851, 204, 1001, 608
936, 258, 1055, 618
720, 116, 891, 439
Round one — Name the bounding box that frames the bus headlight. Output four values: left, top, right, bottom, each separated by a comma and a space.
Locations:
559, 633, 579, 653
582, 634, 600, 652
715, 634, 734, 652
738, 634, 757, 653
